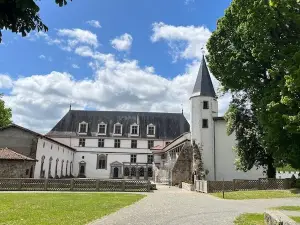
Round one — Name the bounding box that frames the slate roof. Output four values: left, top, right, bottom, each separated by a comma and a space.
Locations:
192, 56, 217, 97
0, 148, 36, 161
47, 110, 190, 139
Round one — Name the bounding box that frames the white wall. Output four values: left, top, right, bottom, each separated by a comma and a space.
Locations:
48, 137, 169, 178
190, 95, 218, 180
214, 120, 264, 181
34, 138, 75, 178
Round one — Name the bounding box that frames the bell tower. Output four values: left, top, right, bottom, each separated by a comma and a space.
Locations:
190, 55, 218, 180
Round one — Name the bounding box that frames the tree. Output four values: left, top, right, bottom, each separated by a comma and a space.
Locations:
192, 141, 204, 181
0, 0, 71, 42
207, 0, 300, 177
0, 95, 12, 127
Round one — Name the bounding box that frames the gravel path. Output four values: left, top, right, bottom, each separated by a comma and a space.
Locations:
89, 185, 300, 225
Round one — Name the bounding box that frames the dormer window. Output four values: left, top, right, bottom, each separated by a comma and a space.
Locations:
113, 123, 122, 136
147, 124, 155, 137
78, 121, 88, 134
130, 123, 139, 136
98, 122, 107, 135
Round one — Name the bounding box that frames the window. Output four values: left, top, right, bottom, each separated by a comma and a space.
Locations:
82, 156, 84, 159
114, 123, 122, 135
131, 140, 137, 148
79, 122, 88, 133
97, 154, 106, 169
98, 139, 105, 147
203, 101, 209, 109
130, 123, 139, 136
98, 123, 107, 135
148, 140, 154, 149
165, 142, 170, 146
79, 138, 85, 147
131, 126, 138, 135
124, 167, 130, 176
202, 119, 208, 128
114, 139, 121, 148
26, 169, 29, 175
147, 155, 153, 164
130, 154, 137, 163
51, 145, 52, 150
148, 167, 153, 177
139, 167, 144, 177
43, 142, 45, 148
147, 124, 155, 136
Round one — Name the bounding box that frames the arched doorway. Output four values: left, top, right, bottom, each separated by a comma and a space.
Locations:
113, 167, 119, 178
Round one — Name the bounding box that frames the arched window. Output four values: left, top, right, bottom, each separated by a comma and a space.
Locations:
61, 160, 64, 177
139, 167, 144, 177
66, 160, 69, 175
124, 167, 130, 176
148, 167, 153, 178
70, 162, 73, 175
54, 159, 59, 177
97, 154, 106, 169
48, 157, 53, 178
40, 156, 45, 178
130, 167, 136, 177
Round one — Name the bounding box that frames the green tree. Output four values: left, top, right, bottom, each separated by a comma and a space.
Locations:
207, 0, 300, 177
0, 95, 12, 127
0, 0, 71, 42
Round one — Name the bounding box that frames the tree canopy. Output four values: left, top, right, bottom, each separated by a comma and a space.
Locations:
207, 0, 300, 177
0, 0, 71, 42
0, 95, 12, 128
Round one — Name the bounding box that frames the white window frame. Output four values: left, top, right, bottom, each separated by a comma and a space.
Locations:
130, 123, 139, 137
147, 124, 156, 137
78, 121, 88, 134
97, 122, 107, 135
113, 123, 123, 136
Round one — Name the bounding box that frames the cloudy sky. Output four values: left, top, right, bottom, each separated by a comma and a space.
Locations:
0, 0, 232, 134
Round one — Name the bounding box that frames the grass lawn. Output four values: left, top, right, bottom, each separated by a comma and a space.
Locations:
0, 193, 145, 225
272, 206, 300, 211
211, 190, 300, 200
234, 213, 264, 225
234, 213, 300, 224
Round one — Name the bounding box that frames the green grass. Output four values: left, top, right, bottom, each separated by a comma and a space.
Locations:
272, 206, 300, 211
234, 213, 264, 225
211, 190, 300, 200
0, 193, 145, 225
235, 213, 300, 224
291, 216, 300, 222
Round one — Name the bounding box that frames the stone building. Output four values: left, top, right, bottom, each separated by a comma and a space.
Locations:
0, 148, 36, 178
0, 124, 76, 179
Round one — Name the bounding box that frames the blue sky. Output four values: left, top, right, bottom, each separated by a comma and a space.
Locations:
0, 0, 232, 133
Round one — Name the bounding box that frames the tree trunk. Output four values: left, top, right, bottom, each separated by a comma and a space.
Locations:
266, 156, 276, 178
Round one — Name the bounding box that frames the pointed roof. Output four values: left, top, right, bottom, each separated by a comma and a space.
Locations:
192, 56, 216, 98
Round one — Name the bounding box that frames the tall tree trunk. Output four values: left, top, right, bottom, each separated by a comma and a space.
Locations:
266, 155, 276, 178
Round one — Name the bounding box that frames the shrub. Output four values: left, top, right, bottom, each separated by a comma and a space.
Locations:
291, 175, 296, 187
295, 179, 300, 189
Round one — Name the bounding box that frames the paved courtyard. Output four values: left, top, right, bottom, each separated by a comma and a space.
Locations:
90, 184, 300, 225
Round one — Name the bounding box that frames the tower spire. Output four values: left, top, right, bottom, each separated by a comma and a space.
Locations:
192, 55, 216, 98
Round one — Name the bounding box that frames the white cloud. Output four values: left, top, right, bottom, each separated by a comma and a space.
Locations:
72, 64, 80, 69
86, 20, 101, 28
39, 55, 46, 59
3, 23, 231, 133
111, 33, 133, 51
0, 74, 13, 89
57, 28, 99, 48
151, 22, 211, 61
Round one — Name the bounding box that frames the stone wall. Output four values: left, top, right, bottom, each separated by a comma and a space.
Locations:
264, 210, 297, 225
0, 127, 38, 159
0, 160, 35, 178
171, 142, 192, 185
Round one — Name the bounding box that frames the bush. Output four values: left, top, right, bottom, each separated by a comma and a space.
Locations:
295, 179, 300, 189
291, 175, 296, 187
